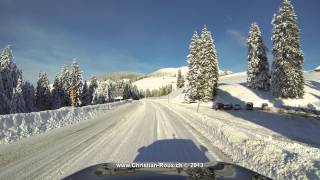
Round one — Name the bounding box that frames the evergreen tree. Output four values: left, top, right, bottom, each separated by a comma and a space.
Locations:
51, 75, 63, 109
59, 64, 71, 106
146, 88, 151, 98
123, 83, 132, 100
247, 22, 270, 90
88, 76, 98, 104
185, 31, 201, 101
176, 69, 185, 88
0, 72, 10, 114
36, 72, 52, 111
199, 25, 219, 102
80, 80, 89, 106
94, 81, 107, 104
22, 80, 36, 112
0, 45, 21, 100
271, 0, 304, 98
107, 82, 117, 102
70, 60, 83, 106
10, 78, 26, 114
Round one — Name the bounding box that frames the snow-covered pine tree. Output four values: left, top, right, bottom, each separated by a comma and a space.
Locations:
247, 22, 270, 90
59, 64, 71, 106
88, 76, 98, 104
70, 60, 83, 107
176, 69, 185, 88
51, 75, 63, 109
131, 85, 141, 100
94, 81, 107, 104
199, 25, 219, 102
10, 77, 26, 114
0, 45, 22, 100
271, 0, 304, 98
36, 72, 52, 111
146, 88, 151, 98
80, 80, 89, 106
123, 83, 132, 100
0, 72, 10, 114
185, 31, 201, 101
22, 80, 36, 112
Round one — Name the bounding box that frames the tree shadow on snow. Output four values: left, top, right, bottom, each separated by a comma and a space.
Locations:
134, 139, 210, 163
238, 83, 284, 108
306, 80, 320, 91
215, 89, 320, 149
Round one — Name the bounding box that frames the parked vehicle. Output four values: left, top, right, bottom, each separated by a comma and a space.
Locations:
246, 102, 254, 110
261, 103, 269, 110
234, 104, 241, 110
223, 104, 233, 110
215, 102, 224, 110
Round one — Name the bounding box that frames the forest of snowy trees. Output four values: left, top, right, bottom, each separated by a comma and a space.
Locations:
0, 46, 144, 115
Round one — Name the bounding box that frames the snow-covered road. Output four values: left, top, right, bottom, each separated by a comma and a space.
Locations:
0, 100, 228, 180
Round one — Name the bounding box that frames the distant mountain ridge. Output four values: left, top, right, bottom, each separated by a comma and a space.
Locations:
97, 71, 145, 81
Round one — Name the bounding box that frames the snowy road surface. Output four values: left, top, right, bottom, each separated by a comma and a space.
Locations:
0, 100, 227, 180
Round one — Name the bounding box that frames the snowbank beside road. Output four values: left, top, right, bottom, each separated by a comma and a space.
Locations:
0, 101, 130, 144
167, 102, 320, 179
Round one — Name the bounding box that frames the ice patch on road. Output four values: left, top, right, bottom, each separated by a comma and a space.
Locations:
0, 101, 129, 144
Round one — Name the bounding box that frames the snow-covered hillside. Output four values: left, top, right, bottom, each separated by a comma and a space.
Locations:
148, 66, 232, 77
174, 71, 320, 110
133, 66, 233, 91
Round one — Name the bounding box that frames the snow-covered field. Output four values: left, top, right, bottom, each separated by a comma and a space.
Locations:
0, 101, 129, 144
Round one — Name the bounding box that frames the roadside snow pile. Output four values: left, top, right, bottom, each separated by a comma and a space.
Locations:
169, 103, 320, 179
0, 101, 129, 144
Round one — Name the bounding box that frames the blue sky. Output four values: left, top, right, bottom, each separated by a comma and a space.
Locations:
0, 0, 319, 83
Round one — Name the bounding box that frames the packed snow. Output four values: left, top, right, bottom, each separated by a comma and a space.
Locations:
0, 101, 129, 144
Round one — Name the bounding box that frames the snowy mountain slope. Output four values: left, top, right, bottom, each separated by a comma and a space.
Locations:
148, 66, 232, 77
133, 66, 233, 91
133, 76, 177, 91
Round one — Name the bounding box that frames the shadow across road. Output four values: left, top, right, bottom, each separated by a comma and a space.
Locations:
134, 139, 209, 163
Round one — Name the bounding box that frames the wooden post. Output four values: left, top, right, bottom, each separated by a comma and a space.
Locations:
197, 100, 200, 112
